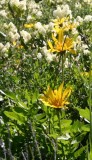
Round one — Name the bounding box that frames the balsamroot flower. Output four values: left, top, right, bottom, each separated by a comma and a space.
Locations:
53, 17, 77, 31
40, 82, 72, 109
48, 29, 75, 54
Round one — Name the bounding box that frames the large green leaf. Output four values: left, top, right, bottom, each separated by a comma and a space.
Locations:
4, 110, 27, 124
74, 145, 87, 158
75, 107, 90, 122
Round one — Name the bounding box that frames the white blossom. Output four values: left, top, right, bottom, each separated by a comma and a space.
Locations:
84, 15, 92, 22
84, 49, 90, 55
35, 22, 46, 34
0, 43, 4, 50
10, 0, 19, 7
27, 15, 32, 22
0, 42, 10, 54
37, 52, 42, 59
53, 5, 72, 19
10, 0, 26, 11
8, 22, 17, 32
46, 54, 56, 63
37, 11, 42, 17
20, 30, 31, 43
0, 0, 6, 5
0, 10, 7, 17
8, 31, 20, 42
76, 16, 83, 23
19, 0, 26, 11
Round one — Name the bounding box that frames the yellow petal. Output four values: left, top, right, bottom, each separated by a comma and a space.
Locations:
62, 87, 72, 100
48, 41, 53, 49
57, 82, 64, 99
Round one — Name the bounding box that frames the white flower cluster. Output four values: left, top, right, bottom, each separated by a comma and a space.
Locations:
74, 35, 90, 55
76, 16, 83, 23
0, 0, 6, 5
41, 46, 57, 63
20, 30, 31, 43
84, 15, 92, 22
0, 42, 10, 55
10, 0, 26, 11
83, 0, 92, 5
75, 14, 92, 25
28, 0, 42, 18
0, 10, 7, 18
53, 4, 72, 19
34, 22, 46, 35
4, 22, 20, 42
0, 0, 6, 8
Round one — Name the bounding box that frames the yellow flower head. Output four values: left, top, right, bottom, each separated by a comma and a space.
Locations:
53, 17, 77, 32
24, 23, 34, 28
48, 29, 75, 54
13, 41, 23, 49
40, 82, 72, 109
53, 17, 69, 27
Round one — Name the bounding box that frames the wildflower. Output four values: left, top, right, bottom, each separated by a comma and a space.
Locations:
0, 10, 7, 17
53, 17, 68, 27
20, 30, 31, 43
53, 5, 72, 19
35, 22, 46, 34
48, 29, 75, 54
40, 82, 72, 109
84, 15, 92, 22
24, 23, 34, 28
10, 0, 26, 11
13, 41, 23, 49
53, 18, 77, 32
37, 52, 42, 60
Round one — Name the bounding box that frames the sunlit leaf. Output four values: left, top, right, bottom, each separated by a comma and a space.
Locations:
4, 110, 27, 124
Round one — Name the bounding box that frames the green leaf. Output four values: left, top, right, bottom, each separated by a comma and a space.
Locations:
61, 119, 72, 128
17, 101, 28, 111
74, 145, 87, 158
71, 120, 82, 133
4, 110, 27, 124
32, 91, 39, 103
36, 113, 46, 121
75, 107, 90, 122
5, 91, 17, 100
81, 124, 90, 132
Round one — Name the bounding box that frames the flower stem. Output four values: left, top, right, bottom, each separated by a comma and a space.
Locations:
57, 109, 62, 135
89, 54, 92, 159
62, 54, 64, 82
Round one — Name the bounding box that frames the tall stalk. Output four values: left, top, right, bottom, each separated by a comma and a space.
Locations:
61, 54, 64, 82
29, 119, 42, 160
89, 52, 92, 160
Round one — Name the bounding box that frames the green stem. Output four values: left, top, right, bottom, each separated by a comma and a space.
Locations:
57, 109, 62, 135
47, 107, 50, 134
62, 54, 64, 82
89, 59, 92, 159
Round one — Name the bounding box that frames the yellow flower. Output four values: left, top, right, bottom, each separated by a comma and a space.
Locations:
13, 41, 23, 49
63, 23, 77, 32
53, 17, 77, 32
48, 29, 75, 54
24, 23, 34, 28
40, 82, 72, 109
53, 17, 68, 27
